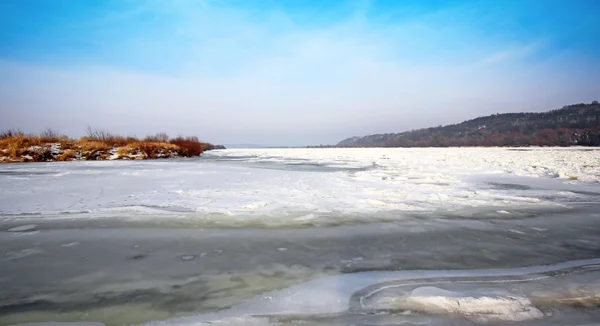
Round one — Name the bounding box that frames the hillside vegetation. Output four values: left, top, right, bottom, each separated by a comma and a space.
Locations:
0, 128, 221, 163
338, 102, 600, 147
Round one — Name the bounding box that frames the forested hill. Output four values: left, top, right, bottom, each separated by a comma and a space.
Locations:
337, 101, 600, 147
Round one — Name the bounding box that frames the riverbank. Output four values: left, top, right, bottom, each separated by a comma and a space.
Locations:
0, 133, 223, 163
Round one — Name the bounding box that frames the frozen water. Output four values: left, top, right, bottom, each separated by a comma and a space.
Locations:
387, 286, 544, 322
11, 323, 104, 326
2, 217, 600, 325
2, 148, 600, 326
1, 148, 599, 227
144, 258, 600, 325
7, 225, 37, 232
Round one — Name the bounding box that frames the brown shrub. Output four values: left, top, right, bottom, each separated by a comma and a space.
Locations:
59, 140, 78, 150
83, 151, 101, 160
170, 136, 204, 157
0, 136, 44, 158
139, 143, 160, 159
0, 137, 23, 158
79, 139, 111, 152
26, 147, 54, 162
125, 136, 140, 144
56, 149, 78, 161
117, 147, 132, 157
107, 136, 128, 147
124, 141, 179, 159
1, 130, 209, 162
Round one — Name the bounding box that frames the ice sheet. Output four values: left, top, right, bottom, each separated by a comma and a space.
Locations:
144, 258, 600, 325
1, 148, 599, 227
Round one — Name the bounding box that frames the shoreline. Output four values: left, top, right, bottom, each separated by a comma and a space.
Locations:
0, 135, 225, 163
4, 144, 598, 164
1, 142, 185, 163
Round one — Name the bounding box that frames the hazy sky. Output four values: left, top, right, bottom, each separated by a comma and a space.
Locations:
1, 0, 599, 146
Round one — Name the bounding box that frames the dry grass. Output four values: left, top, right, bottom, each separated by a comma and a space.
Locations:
56, 149, 78, 162
117, 147, 133, 157
126, 141, 179, 159
0, 136, 42, 158
1, 129, 210, 162
79, 139, 112, 152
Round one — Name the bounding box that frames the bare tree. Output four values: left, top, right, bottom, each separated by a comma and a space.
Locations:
0, 128, 24, 139
40, 128, 61, 139
144, 132, 170, 142
85, 126, 111, 141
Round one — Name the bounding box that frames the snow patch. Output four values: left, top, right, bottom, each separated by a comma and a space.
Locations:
372, 286, 544, 322
7, 224, 37, 232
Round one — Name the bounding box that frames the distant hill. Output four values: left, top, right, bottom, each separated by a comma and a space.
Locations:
337, 101, 600, 147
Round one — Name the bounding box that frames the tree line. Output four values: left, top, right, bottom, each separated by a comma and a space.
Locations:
338, 101, 600, 147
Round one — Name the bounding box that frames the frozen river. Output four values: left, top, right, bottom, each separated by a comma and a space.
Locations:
1, 148, 600, 325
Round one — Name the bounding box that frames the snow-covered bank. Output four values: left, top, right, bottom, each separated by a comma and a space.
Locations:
0, 142, 181, 163
0, 134, 216, 163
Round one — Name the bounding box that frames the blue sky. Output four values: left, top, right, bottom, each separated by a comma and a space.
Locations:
1, 0, 599, 145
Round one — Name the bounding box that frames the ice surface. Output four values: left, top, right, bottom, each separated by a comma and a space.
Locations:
366, 286, 544, 322
11, 323, 104, 326
144, 258, 600, 325
1, 148, 599, 227
0, 248, 43, 262
7, 225, 37, 232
